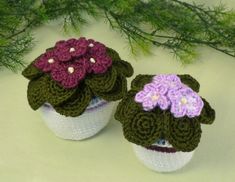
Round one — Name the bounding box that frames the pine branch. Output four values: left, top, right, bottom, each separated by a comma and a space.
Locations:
101, 0, 235, 62
0, 0, 235, 72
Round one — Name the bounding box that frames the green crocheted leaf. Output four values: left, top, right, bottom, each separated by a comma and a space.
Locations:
113, 60, 134, 77
22, 62, 43, 80
46, 47, 54, 51
166, 116, 202, 152
114, 90, 142, 123
131, 74, 154, 91
123, 109, 164, 147
178, 74, 200, 92
158, 110, 172, 139
54, 84, 92, 117
27, 76, 46, 110
106, 47, 121, 61
94, 74, 127, 101
43, 75, 76, 106
106, 47, 133, 77
85, 67, 117, 93
197, 98, 216, 124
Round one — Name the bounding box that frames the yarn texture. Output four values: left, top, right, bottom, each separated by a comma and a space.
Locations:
115, 74, 215, 152
40, 100, 114, 140
22, 37, 133, 117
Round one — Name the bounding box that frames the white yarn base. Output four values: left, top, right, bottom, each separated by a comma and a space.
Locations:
39, 102, 114, 140
132, 144, 194, 172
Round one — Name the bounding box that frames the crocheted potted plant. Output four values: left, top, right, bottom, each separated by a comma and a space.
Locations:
22, 37, 133, 140
115, 74, 215, 172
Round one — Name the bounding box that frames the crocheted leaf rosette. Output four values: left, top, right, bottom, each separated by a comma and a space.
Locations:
115, 74, 215, 152
22, 37, 133, 117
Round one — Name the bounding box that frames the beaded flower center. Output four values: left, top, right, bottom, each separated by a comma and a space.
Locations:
67, 66, 75, 74
48, 58, 54, 64
69, 47, 75, 52
88, 43, 94, 47
89, 57, 96, 63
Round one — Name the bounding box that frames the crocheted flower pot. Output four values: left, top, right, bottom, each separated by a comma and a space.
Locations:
115, 74, 215, 172
22, 37, 133, 140
40, 98, 114, 140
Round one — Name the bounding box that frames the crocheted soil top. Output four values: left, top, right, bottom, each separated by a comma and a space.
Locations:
22, 37, 133, 117
115, 74, 215, 152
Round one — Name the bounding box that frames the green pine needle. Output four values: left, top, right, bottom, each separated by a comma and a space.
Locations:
0, 0, 235, 71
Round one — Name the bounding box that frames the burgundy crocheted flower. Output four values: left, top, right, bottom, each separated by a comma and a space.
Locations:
135, 83, 170, 111
34, 50, 59, 72
85, 54, 112, 74
168, 87, 204, 118
85, 39, 112, 74
34, 37, 113, 88
87, 39, 107, 55
54, 37, 89, 62
51, 58, 86, 88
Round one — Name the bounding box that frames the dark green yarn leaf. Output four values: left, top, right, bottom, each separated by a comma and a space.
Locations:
106, 47, 134, 77
131, 74, 154, 91
112, 59, 134, 78
157, 110, 172, 140
106, 47, 121, 61
178, 74, 200, 92
114, 90, 142, 123
85, 67, 117, 93
197, 98, 215, 125
46, 47, 54, 51
54, 84, 92, 117
27, 76, 46, 110
123, 110, 164, 147
117, 74, 214, 151
22, 62, 43, 80
43, 75, 76, 106
94, 74, 127, 101
166, 116, 202, 152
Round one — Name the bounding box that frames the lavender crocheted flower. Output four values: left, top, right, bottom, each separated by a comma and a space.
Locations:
135, 74, 204, 118
153, 74, 182, 90
34, 50, 59, 72
51, 58, 86, 88
168, 87, 204, 118
135, 83, 170, 111
54, 37, 88, 62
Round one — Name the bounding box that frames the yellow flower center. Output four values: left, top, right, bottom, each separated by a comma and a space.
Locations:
151, 95, 159, 101
181, 97, 188, 104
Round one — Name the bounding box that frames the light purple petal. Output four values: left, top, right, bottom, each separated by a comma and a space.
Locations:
135, 91, 147, 103
134, 74, 204, 118
157, 96, 170, 110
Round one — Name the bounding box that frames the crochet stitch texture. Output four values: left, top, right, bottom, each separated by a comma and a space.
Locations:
22, 38, 133, 117
135, 74, 204, 118
115, 74, 215, 152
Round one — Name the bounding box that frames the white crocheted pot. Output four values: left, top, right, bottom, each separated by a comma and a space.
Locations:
39, 98, 114, 140
132, 140, 194, 172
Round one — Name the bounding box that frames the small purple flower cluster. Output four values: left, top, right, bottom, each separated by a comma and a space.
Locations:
135, 74, 204, 118
34, 37, 112, 88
